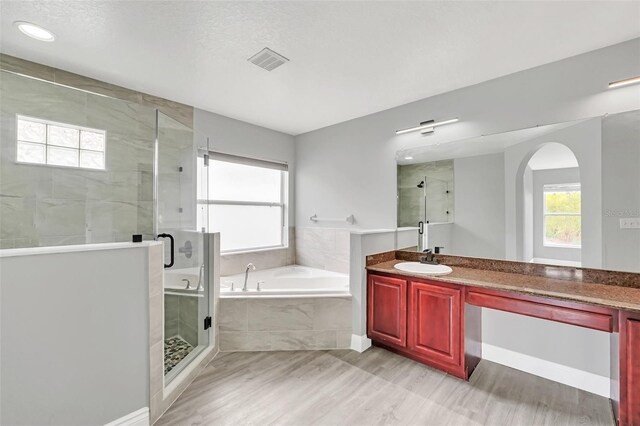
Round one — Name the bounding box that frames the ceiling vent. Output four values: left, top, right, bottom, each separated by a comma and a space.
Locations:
248, 47, 289, 71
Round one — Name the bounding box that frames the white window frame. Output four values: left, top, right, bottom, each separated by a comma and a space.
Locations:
543, 183, 581, 249
15, 114, 107, 171
198, 151, 288, 254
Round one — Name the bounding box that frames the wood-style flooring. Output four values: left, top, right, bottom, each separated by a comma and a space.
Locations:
157, 347, 614, 426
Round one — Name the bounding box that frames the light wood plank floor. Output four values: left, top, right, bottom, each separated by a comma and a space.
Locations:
157, 347, 614, 426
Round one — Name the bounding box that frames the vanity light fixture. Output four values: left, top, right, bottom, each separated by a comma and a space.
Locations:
608, 76, 640, 89
14, 21, 55, 42
396, 118, 459, 135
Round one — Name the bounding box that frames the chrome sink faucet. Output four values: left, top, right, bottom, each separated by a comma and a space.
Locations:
420, 246, 444, 265
243, 263, 256, 292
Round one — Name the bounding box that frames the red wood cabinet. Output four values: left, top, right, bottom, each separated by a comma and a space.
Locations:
367, 274, 407, 347
620, 311, 640, 426
367, 271, 639, 423
408, 280, 461, 367
367, 273, 469, 378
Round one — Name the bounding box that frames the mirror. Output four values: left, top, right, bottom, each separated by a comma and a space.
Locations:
396, 109, 640, 273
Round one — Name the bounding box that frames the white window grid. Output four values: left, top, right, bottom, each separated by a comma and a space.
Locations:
15, 115, 107, 170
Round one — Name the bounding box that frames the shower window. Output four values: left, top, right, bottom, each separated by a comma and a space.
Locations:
543, 183, 581, 248
16, 115, 106, 170
197, 152, 288, 253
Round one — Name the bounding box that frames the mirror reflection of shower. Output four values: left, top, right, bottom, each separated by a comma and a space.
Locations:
397, 160, 454, 228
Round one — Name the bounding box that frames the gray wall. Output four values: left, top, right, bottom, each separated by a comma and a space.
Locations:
532, 167, 581, 262
451, 153, 506, 259
0, 244, 151, 425
295, 38, 640, 230
602, 110, 640, 273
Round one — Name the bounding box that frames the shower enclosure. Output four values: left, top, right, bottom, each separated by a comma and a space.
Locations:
0, 69, 214, 386
155, 111, 212, 382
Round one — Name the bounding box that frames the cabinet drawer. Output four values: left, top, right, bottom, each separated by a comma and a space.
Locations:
466, 289, 614, 332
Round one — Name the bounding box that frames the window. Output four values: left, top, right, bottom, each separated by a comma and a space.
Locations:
543, 183, 581, 248
16, 115, 106, 170
197, 152, 288, 253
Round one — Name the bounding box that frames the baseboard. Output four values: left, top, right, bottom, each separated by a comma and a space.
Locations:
482, 343, 610, 398
104, 407, 149, 426
350, 334, 372, 352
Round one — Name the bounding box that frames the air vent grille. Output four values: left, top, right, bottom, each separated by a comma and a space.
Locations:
248, 47, 289, 71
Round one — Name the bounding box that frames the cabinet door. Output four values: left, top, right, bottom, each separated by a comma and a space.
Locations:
367, 274, 407, 347
408, 280, 461, 366
625, 318, 640, 425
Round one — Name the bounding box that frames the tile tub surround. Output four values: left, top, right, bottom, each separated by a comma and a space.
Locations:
296, 227, 350, 274
220, 227, 296, 276
219, 297, 352, 351
366, 250, 640, 313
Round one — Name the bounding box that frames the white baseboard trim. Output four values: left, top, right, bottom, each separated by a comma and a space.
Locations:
350, 334, 372, 352
104, 407, 149, 426
482, 343, 610, 398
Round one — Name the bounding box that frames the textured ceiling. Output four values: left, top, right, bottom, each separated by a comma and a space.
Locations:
1, 1, 639, 135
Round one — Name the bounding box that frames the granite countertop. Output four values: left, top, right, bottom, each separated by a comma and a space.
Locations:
366, 256, 640, 313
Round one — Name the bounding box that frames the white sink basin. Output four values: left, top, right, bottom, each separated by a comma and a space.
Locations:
393, 262, 453, 276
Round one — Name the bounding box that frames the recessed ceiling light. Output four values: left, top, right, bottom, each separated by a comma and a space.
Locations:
404, 156, 413, 160
608, 76, 640, 89
14, 21, 55, 42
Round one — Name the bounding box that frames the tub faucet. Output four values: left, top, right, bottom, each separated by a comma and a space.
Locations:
182, 278, 192, 290
243, 263, 256, 292
197, 264, 205, 291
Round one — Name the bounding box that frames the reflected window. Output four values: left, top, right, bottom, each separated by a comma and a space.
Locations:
543, 183, 581, 248
16, 115, 106, 170
197, 153, 288, 253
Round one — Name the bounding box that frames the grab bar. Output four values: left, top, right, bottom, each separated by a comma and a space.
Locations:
310, 214, 355, 224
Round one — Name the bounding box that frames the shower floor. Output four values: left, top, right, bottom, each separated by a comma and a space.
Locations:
164, 335, 194, 374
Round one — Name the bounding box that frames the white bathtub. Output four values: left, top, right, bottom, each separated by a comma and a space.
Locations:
164, 267, 204, 297
220, 265, 350, 298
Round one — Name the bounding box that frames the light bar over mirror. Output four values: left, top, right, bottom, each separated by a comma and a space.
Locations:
395, 117, 459, 135
608, 76, 640, 89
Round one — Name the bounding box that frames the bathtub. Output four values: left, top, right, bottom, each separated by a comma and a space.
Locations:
164, 267, 204, 297
220, 265, 350, 298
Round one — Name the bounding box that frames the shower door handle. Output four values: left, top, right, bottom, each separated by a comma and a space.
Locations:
157, 233, 175, 268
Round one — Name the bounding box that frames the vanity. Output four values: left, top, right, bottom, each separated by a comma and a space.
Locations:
366, 250, 640, 426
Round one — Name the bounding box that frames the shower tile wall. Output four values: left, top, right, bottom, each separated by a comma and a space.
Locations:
397, 160, 455, 227
0, 71, 155, 247
165, 294, 198, 346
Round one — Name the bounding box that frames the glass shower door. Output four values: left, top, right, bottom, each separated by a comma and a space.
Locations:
155, 110, 210, 383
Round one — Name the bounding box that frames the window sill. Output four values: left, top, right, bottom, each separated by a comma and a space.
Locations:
221, 245, 289, 257
543, 243, 582, 249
